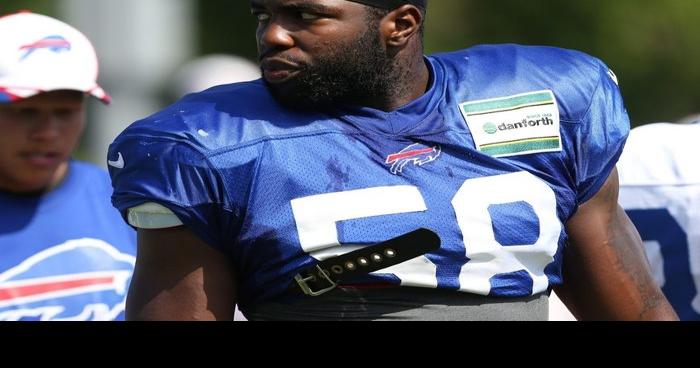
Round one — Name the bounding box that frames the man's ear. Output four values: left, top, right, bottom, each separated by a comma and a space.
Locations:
380, 5, 423, 48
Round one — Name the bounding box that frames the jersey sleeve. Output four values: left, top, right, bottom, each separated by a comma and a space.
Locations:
127, 202, 184, 229
572, 61, 630, 204
108, 133, 235, 250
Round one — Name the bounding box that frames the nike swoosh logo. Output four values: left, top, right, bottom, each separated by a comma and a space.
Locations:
108, 152, 125, 169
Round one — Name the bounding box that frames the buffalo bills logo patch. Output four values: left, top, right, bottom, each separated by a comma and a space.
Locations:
385, 143, 441, 175
19, 35, 71, 61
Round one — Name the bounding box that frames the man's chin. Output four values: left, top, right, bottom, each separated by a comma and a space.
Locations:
266, 81, 327, 110
263, 69, 301, 85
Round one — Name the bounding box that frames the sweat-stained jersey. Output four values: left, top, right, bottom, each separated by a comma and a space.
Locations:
108, 44, 629, 310
617, 122, 700, 320
0, 161, 136, 321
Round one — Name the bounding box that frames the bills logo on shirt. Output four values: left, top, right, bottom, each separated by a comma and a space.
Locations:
0, 239, 135, 321
386, 143, 441, 175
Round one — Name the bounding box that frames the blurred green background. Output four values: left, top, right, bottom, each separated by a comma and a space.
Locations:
5, 0, 699, 126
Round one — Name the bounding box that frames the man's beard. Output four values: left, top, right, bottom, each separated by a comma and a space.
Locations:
262, 28, 396, 109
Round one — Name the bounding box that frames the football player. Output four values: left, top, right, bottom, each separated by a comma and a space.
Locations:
109, 0, 676, 320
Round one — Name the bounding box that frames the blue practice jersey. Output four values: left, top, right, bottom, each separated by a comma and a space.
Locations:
109, 44, 629, 308
0, 161, 136, 321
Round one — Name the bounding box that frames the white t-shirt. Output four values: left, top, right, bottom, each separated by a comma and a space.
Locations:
617, 122, 700, 320
549, 121, 700, 320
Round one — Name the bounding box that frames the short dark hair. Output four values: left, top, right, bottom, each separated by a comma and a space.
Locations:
364, 6, 390, 23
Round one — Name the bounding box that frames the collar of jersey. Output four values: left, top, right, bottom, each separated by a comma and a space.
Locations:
330, 56, 445, 136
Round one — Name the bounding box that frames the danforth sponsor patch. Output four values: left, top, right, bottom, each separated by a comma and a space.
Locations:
460, 90, 562, 158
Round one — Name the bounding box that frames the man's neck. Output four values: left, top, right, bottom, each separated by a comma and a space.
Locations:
366, 54, 430, 112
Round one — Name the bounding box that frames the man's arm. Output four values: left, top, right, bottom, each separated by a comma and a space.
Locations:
555, 168, 678, 320
126, 226, 237, 321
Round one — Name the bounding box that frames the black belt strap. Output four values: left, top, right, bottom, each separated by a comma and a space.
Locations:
292, 228, 441, 296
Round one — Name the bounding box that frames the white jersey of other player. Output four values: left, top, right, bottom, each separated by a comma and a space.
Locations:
549, 121, 700, 321
617, 122, 700, 320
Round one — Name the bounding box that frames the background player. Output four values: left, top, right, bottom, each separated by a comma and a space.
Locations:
617, 119, 700, 320
0, 12, 136, 321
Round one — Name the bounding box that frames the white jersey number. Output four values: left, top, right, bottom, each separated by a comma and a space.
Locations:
291, 172, 560, 295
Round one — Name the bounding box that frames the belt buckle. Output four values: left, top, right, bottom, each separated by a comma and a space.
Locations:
294, 265, 338, 296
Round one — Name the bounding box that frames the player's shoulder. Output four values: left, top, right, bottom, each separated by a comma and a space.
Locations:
69, 160, 110, 183
65, 160, 114, 197
629, 121, 700, 139
111, 79, 334, 155
624, 122, 698, 155
619, 122, 700, 185
434, 43, 606, 74
432, 44, 615, 122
